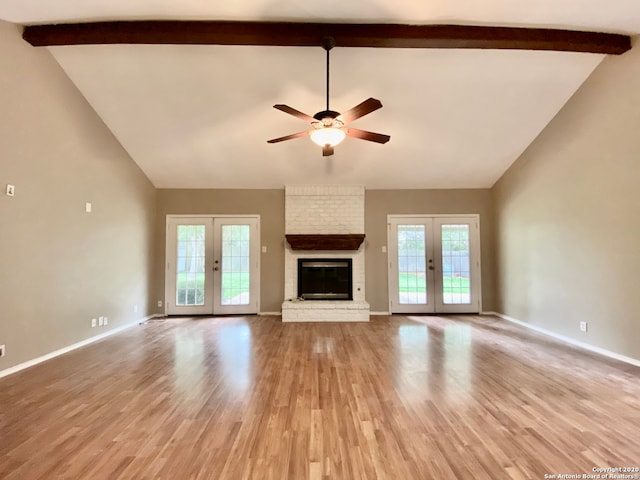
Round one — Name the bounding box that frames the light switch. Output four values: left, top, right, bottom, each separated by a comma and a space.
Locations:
85, 202, 92, 213
261, 246, 267, 253
382, 246, 387, 253
6, 184, 15, 196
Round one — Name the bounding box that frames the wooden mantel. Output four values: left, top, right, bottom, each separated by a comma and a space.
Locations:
285, 234, 365, 251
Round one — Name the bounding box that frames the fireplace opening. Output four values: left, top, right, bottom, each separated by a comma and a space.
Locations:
297, 258, 353, 300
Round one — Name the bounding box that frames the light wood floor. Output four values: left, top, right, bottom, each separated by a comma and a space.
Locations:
1, 315, 639, 479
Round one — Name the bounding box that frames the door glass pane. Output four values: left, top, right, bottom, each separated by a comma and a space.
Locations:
441, 224, 471, 304
221, 225, 250, 306
176, 225, 206, 306
397, 225, 427, 304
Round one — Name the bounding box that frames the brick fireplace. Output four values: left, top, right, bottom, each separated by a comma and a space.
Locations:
281, 185, 370, 322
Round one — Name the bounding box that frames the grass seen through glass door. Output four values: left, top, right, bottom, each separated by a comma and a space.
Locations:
398, 273, 470, 294
177, 272, 250, 301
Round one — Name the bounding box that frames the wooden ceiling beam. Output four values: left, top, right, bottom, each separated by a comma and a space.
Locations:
23, 21, 631, 55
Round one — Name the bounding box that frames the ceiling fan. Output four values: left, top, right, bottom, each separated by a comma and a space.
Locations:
267, 36, 390, 157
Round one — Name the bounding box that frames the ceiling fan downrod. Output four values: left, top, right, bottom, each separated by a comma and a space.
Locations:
323, 36, 334, 112
313, 36, 341, 125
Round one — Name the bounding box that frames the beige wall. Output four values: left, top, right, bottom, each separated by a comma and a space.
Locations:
365, 189, 496, 312
0, 21, 156, 370
493, 40, 640, 360
154, 189, 285, 313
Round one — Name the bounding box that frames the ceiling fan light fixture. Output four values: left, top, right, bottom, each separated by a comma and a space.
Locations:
310, 127, 346, 147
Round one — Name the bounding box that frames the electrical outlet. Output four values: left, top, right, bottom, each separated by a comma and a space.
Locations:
104, 317, 108, 326
579, 321, 588, 332
98, 316, 104, 326
0, 345, 5, 357
91, 318, 97, 328
157, 300, 163, 308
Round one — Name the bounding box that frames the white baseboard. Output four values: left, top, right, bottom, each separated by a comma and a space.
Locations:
488, 312, 640, 368
258, 312, 281, 316
370, 311, 391, 316
0, 315, 154, 379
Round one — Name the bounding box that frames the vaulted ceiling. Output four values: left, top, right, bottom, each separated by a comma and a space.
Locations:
1, 1, 639, 189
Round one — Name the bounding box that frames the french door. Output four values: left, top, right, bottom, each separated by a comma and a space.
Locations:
165, 216, 260, 315
388, 215, 481, 313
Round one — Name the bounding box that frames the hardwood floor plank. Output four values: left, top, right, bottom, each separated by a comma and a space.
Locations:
1, 314, 639, 479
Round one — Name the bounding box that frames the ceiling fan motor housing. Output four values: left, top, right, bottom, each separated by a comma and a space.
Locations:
312, 110, 344, 128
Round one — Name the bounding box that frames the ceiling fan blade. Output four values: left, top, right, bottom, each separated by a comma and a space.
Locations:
339, 98, 383, 124
344, 128, 390, 144
267, 130, 310, 143
273, 104, 315, 123
322, 145, 334, 156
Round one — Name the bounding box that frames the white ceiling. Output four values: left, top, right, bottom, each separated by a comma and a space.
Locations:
2, 1, 640, 189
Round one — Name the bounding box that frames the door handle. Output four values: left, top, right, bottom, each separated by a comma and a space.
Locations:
428, 266, 434, 270
213, 267, 219, 271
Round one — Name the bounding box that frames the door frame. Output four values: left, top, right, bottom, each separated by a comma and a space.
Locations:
164, 214, 261, 316
387, 214, 482, 314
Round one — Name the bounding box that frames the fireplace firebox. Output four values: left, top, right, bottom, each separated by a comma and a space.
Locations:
297, 258, 353, 300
